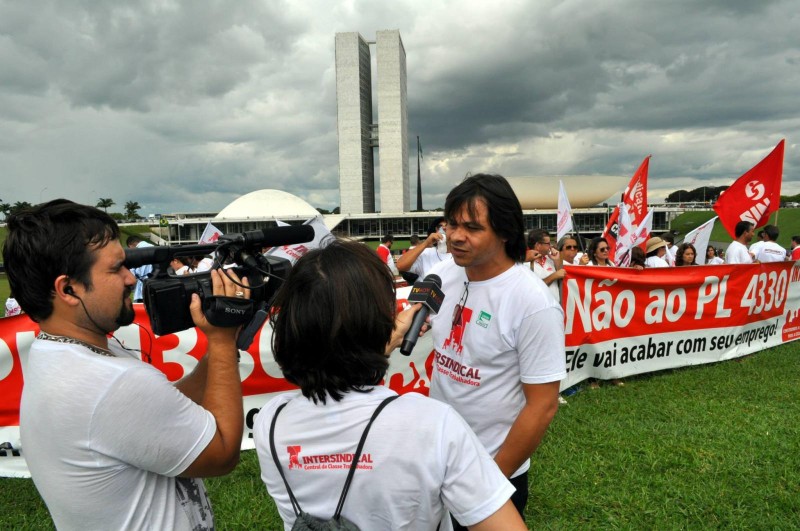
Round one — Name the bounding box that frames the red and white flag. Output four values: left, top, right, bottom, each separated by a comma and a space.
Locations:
603, 156, 651, 262
682, 216, 717, 265
198, 222, 223, 244
713, 139, 784, 238
557, 180, 574, 242
268, 216, 330, 265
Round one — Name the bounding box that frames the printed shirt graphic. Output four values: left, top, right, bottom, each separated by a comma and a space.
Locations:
253, 387, 516, 530
427, 261, 566, 476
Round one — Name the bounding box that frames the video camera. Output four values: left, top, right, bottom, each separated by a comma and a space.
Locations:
123, 225, 315, 349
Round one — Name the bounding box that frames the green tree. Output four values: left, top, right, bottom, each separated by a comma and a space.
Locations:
124, 201, 141, 220
11, 201, 32, 214
0, 200, 10, 219
96, 198, 115, 213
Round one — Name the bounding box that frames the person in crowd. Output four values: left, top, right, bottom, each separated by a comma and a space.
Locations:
725, 221, 755, 264
754, 225, 786, 262
3, 199, 246, 530
645, 237, 670, 268
253, 239, 525, 531
674, 243, 698, 266
586, 236, 613, 266
706, 245, 724, 265
396, 217, 452, 279
125, 235, 153, 303
629, 246, 646, 270
527, 229, 564, 303
791, 235, 800, 261
749, 229, 767, 258
404, 234, 421, 252
661, 232, 676, 266
558, 235, 586, 265
376, 233, 399, 276
4, 291, 22, 317
170, 256, 191, 275
426, 174, 565, 528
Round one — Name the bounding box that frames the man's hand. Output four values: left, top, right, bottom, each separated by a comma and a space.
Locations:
189, 269, 250, 341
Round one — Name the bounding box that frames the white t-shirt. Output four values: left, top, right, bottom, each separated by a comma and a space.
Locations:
748, 240, 766, 258
254, 387, 514, 530
410, 246, 452, 278
428, 261, 566, 478
195, 257, 215, 272
531, 256, 561, 302
645, 255, 670, 268
706, 256, 724, 265
756, 241, 787, 263
21, 338, 217, 530
726, 241, 753, 264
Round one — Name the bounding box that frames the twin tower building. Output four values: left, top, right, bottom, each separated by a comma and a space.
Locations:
335, 30, 409, 215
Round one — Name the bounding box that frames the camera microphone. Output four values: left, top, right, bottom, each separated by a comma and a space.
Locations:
219, 225, 315, 248
400, 274, 444, 356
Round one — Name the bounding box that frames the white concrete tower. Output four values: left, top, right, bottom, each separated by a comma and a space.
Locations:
335, 32, 375, 214
376, 30, 409, 213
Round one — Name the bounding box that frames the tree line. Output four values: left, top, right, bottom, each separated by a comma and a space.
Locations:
1, 198, 142, 221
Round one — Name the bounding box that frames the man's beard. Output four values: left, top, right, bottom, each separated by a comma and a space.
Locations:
115, 298, 136, 328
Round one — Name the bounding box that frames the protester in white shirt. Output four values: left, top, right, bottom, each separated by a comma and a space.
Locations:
755, 225, 787, 263
527, 229, 564, 303
661, 233, 677, 266
396, 217, 453, 279
254, 239, 525, 531
706, 245, 724, 265
644, 237, 670, 268
726, 221, 755, 264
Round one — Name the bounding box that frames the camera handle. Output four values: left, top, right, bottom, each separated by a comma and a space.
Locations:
236, 302, 269, 351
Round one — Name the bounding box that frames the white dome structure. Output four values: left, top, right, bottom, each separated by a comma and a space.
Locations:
214, 189, 319, 220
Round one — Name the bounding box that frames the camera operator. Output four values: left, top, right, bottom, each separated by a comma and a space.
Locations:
253, 239, 525, 530
3, 199, 246, 530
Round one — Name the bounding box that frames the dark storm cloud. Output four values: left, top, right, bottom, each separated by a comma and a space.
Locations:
1, 0, 799, 213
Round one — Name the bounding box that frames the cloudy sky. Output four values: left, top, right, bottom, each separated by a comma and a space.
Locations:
2, 0, 799, 215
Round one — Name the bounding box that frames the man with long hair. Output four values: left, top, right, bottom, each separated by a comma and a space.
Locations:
427, 174, 566, 527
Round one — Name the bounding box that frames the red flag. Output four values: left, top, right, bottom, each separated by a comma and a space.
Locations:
713, 140, 784, 239
602, 156, 650, 262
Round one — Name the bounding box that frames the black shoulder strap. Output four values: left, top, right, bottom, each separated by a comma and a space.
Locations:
269, 401, 302, 517
333, 394, 399, 518
269, 395, 400, 519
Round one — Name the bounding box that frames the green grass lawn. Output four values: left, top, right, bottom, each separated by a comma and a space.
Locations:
2, 342, 799, 529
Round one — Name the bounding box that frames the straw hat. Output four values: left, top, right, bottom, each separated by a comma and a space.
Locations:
645, 237, 667, 254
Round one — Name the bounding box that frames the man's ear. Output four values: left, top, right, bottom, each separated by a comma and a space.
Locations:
54, 275, 80, 305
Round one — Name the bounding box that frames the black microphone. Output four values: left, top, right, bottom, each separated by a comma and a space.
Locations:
400, 274, 444, 356
219, 225, 315, 248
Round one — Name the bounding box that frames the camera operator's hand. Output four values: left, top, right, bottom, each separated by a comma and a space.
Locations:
189, 269, 251, 341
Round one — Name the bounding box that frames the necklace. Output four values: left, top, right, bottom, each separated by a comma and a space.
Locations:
37, 332, 116, 357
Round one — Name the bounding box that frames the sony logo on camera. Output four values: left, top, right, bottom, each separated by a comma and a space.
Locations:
225, 307, 247, 315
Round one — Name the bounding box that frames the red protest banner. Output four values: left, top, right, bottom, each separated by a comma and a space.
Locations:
713, 140, 784, 238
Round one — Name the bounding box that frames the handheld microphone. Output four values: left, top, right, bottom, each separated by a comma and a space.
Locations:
400, 274, 444, 356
